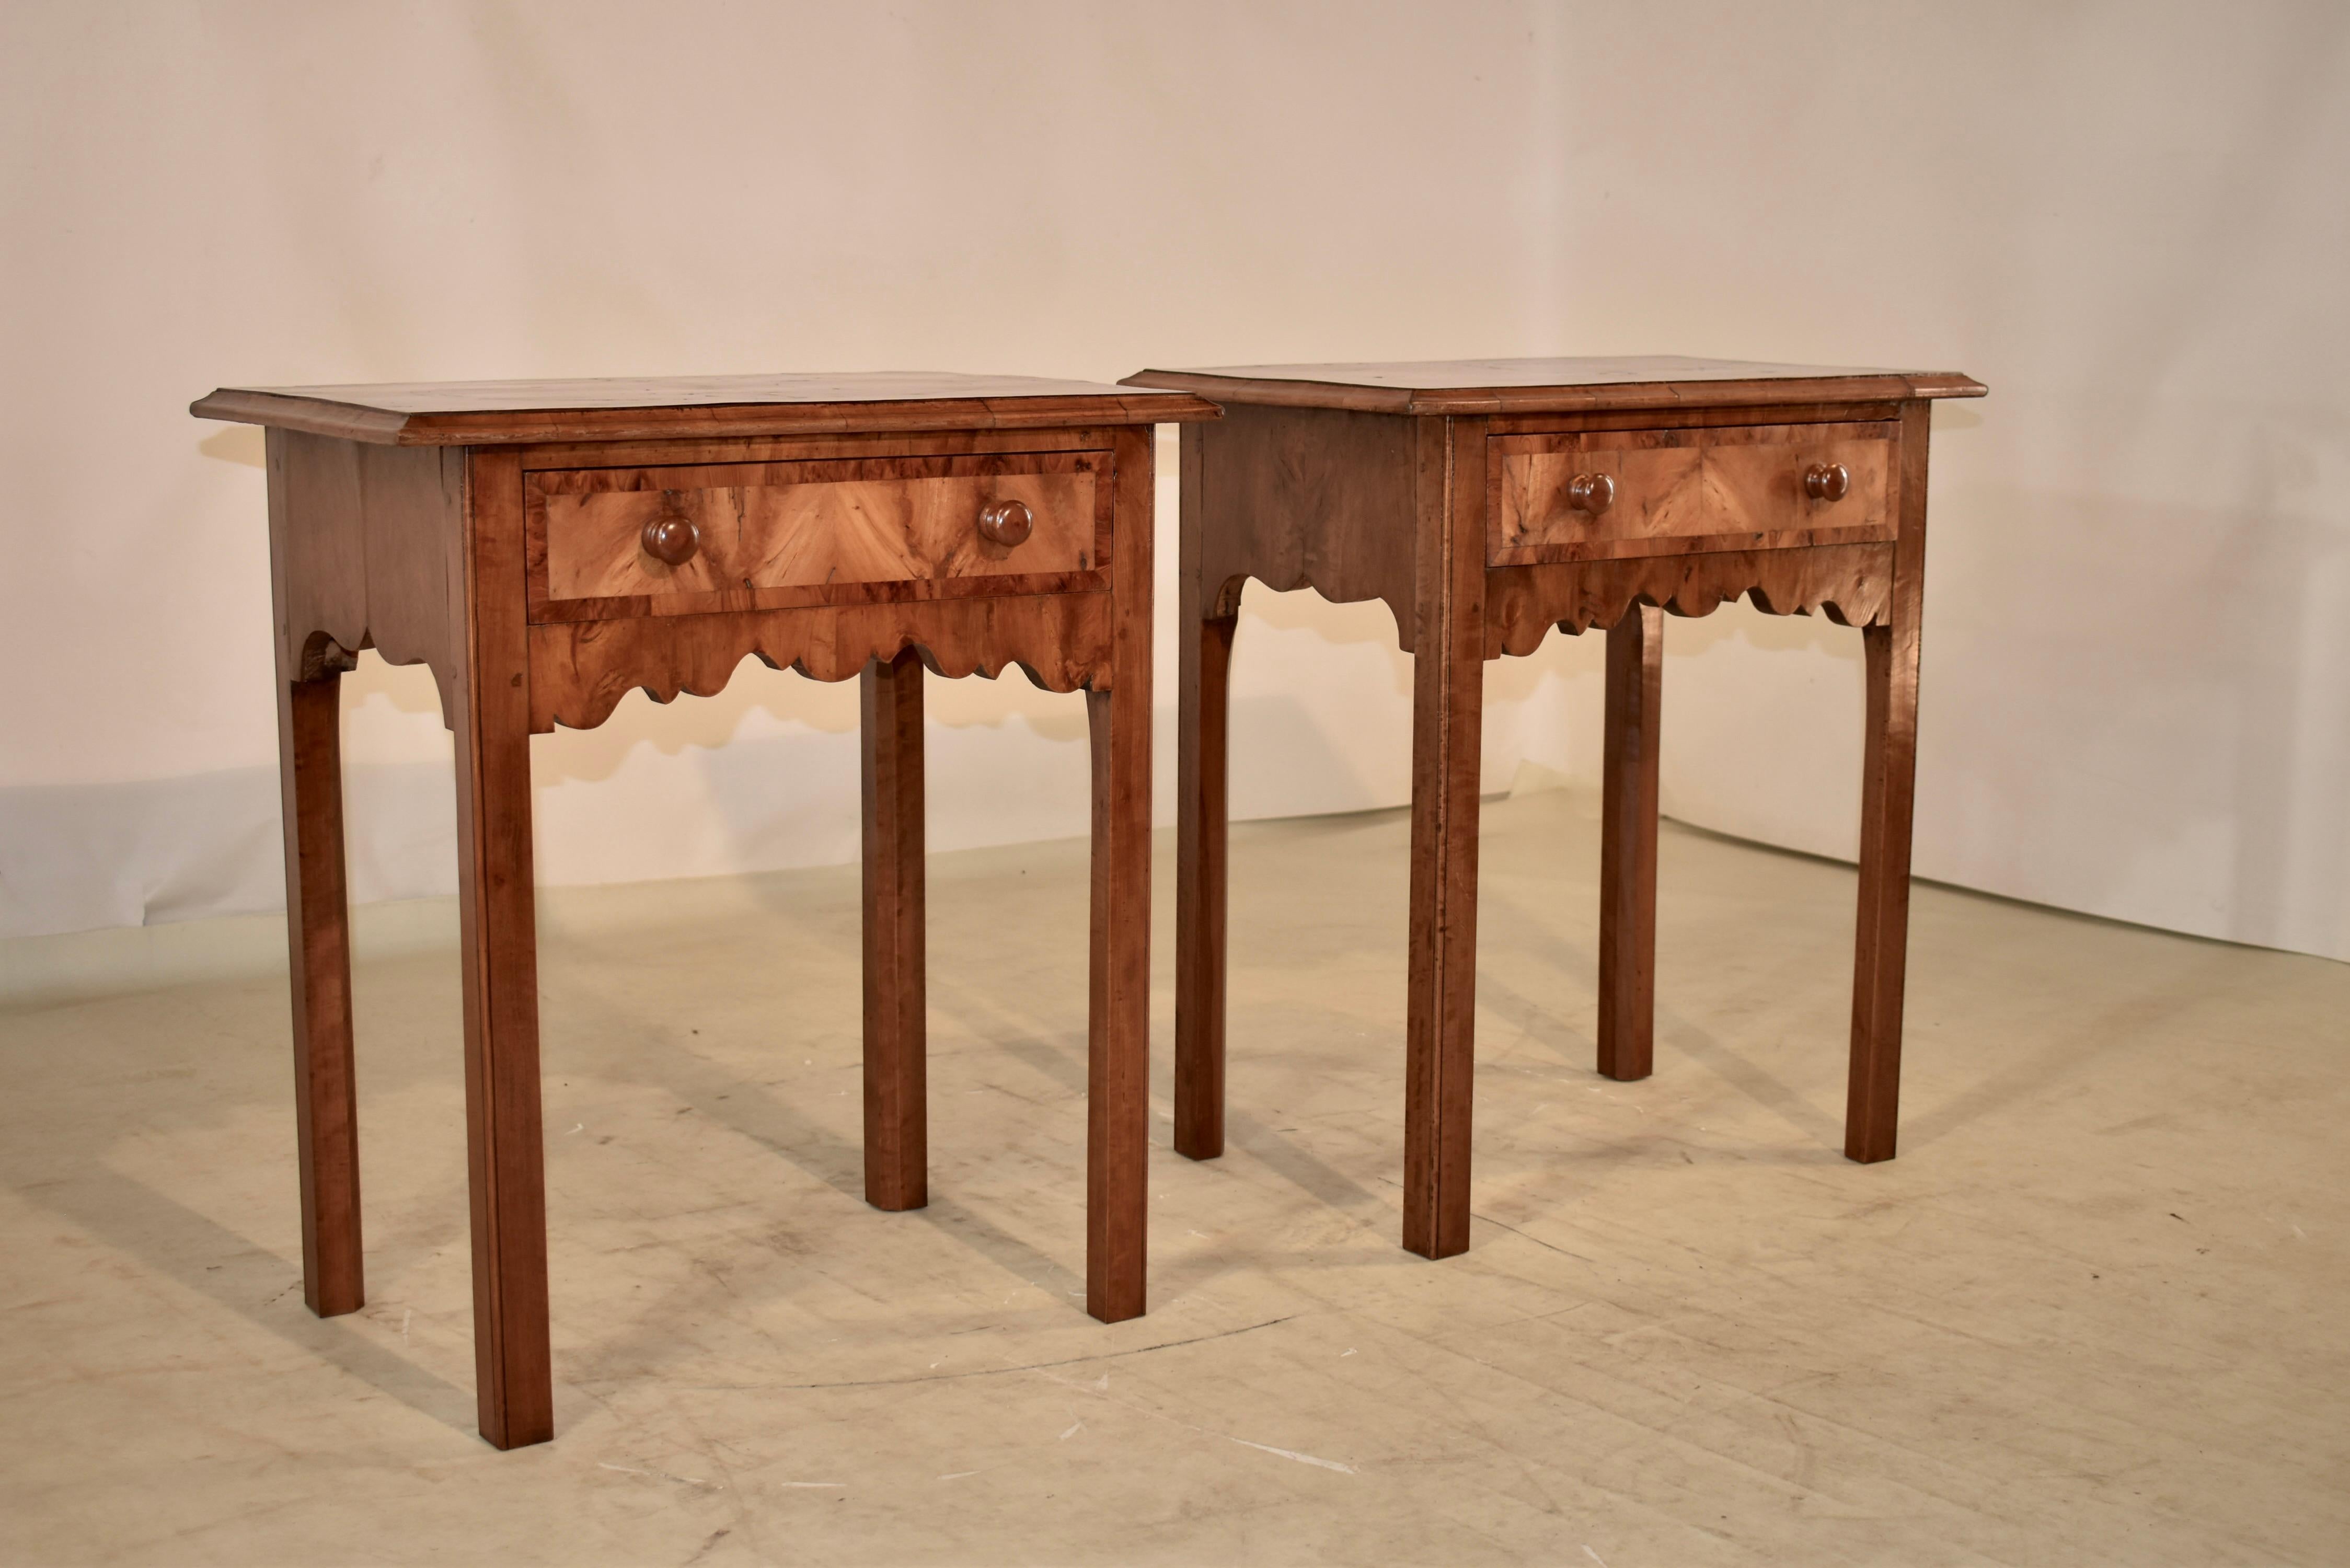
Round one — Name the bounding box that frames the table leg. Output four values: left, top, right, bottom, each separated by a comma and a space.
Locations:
1174, 605, 1237, 1161
1085, 681, 1150, 1322
453, 686, 552, 1449
1598, 604, 1663, 1082
1402, 638, 1482, 1260
861, 648, 927, 1211
1847, 616, 1921, 1163
275, 668, 364, 1317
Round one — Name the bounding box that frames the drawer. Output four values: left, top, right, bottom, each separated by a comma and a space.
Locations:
1488, 421, 1895, 565
525, 450, 1110, 620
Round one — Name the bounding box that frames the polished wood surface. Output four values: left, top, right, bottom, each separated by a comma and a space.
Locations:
1484, 543, 1893, 655
1084, 425, 1156, 1323
527, 593, 1116, 732
1173, 424, 1235, 1162
1489, 421, 1893, 564
1847, 400, 1933, 1163
1150, 356, 1976, 1261
1400, 415, 1487, 1260
206, 373, 1185, 1446
449, 448, 554, 1451
1123, 356, 1986, 416
272, 667, 363, 1318
530, 452, 1105, 611
1597, 606, 1663, 1082
1186, 402, 1420, 645
194, 372, 1217, 446
861, 648, 927, 1213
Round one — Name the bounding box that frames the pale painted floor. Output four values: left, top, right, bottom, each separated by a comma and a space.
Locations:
3, 789, 2346, 1566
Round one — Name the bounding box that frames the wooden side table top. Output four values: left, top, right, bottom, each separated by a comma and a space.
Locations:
194, 370, 1218, 444
1123, 355, 1984, 413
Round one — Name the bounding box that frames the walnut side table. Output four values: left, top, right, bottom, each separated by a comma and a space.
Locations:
1120, 358, 1984, 1260
193, 373, 1217, 1448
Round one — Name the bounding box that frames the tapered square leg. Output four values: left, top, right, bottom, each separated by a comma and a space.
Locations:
1847, 617, 1921, 1163
275, 668, 364, 1318
452, 696, 551, 1449
861, 648, 927, 1212
1847, 400, 1932, 1165
1174, 601, 1237, 1162
1400, 416, 1488, 1262
1085, 426, 1155, 1324
1086, 685, 1150, 1322
1598, 604, 1663, 1082
451, 451, 551, 1450
1402, 648, 1483, 1260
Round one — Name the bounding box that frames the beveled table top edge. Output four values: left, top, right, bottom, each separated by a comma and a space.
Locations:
1121, 356, 1986, 415
190, 372, 1220, 446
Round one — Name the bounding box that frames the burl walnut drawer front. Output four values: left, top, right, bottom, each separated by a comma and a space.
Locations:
1489, 421, 1894, 566
526, 450, 1110, 621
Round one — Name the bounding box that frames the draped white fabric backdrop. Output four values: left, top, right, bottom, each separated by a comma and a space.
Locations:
4, 1, 2346, 962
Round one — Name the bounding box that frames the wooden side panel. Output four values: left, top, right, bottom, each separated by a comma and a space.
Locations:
1401, 416, 1485, 1261
1491, 422, 1894, 564
531, 451, 1108, 617
452, 449, 552, 1450
1846, 401, 1932, 1163
356, 443, 467, 689
861, 649, 927, 1212
273, 432, 464, 689
270, 431, 370, 674
1195, 403, 1420, 645
1597, 606, 1663, 1082
1085, 425, 1155, 1324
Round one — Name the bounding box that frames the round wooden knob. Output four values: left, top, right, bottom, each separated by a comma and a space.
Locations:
1804, 463, 1851, 502
978, 498, 1034, 547
641, 512, 700, 566
1567, 472, 1616, 515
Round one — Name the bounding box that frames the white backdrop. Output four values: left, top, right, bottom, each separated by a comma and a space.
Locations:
3, 2, 2345, 963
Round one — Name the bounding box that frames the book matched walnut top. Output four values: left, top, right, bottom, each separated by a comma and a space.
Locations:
191, 372, 1220, 446
1121, 356, 1986, 415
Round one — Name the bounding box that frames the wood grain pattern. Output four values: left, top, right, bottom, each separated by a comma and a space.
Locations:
1190, 402, 1419, 645
514, 424, 1114, 474
526, 592, 1113, 731
528, 451, 1108, 616
1173, 422, 1234, 1163
861, 648, 927, 1212
1847, 401, 1932, 1164
1483, 544, 1896, 659
1124, 356, 1986, 417
270, 430, 467, 714
195, 373, 1218, 446
1487, 401, 1907, 437
451, 448, 553, 1450
1597, 606, 1663, 1082
1490, 422, 1894, 564
1401, 416, 1485, 1262
1085, 426, 1154, 1324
